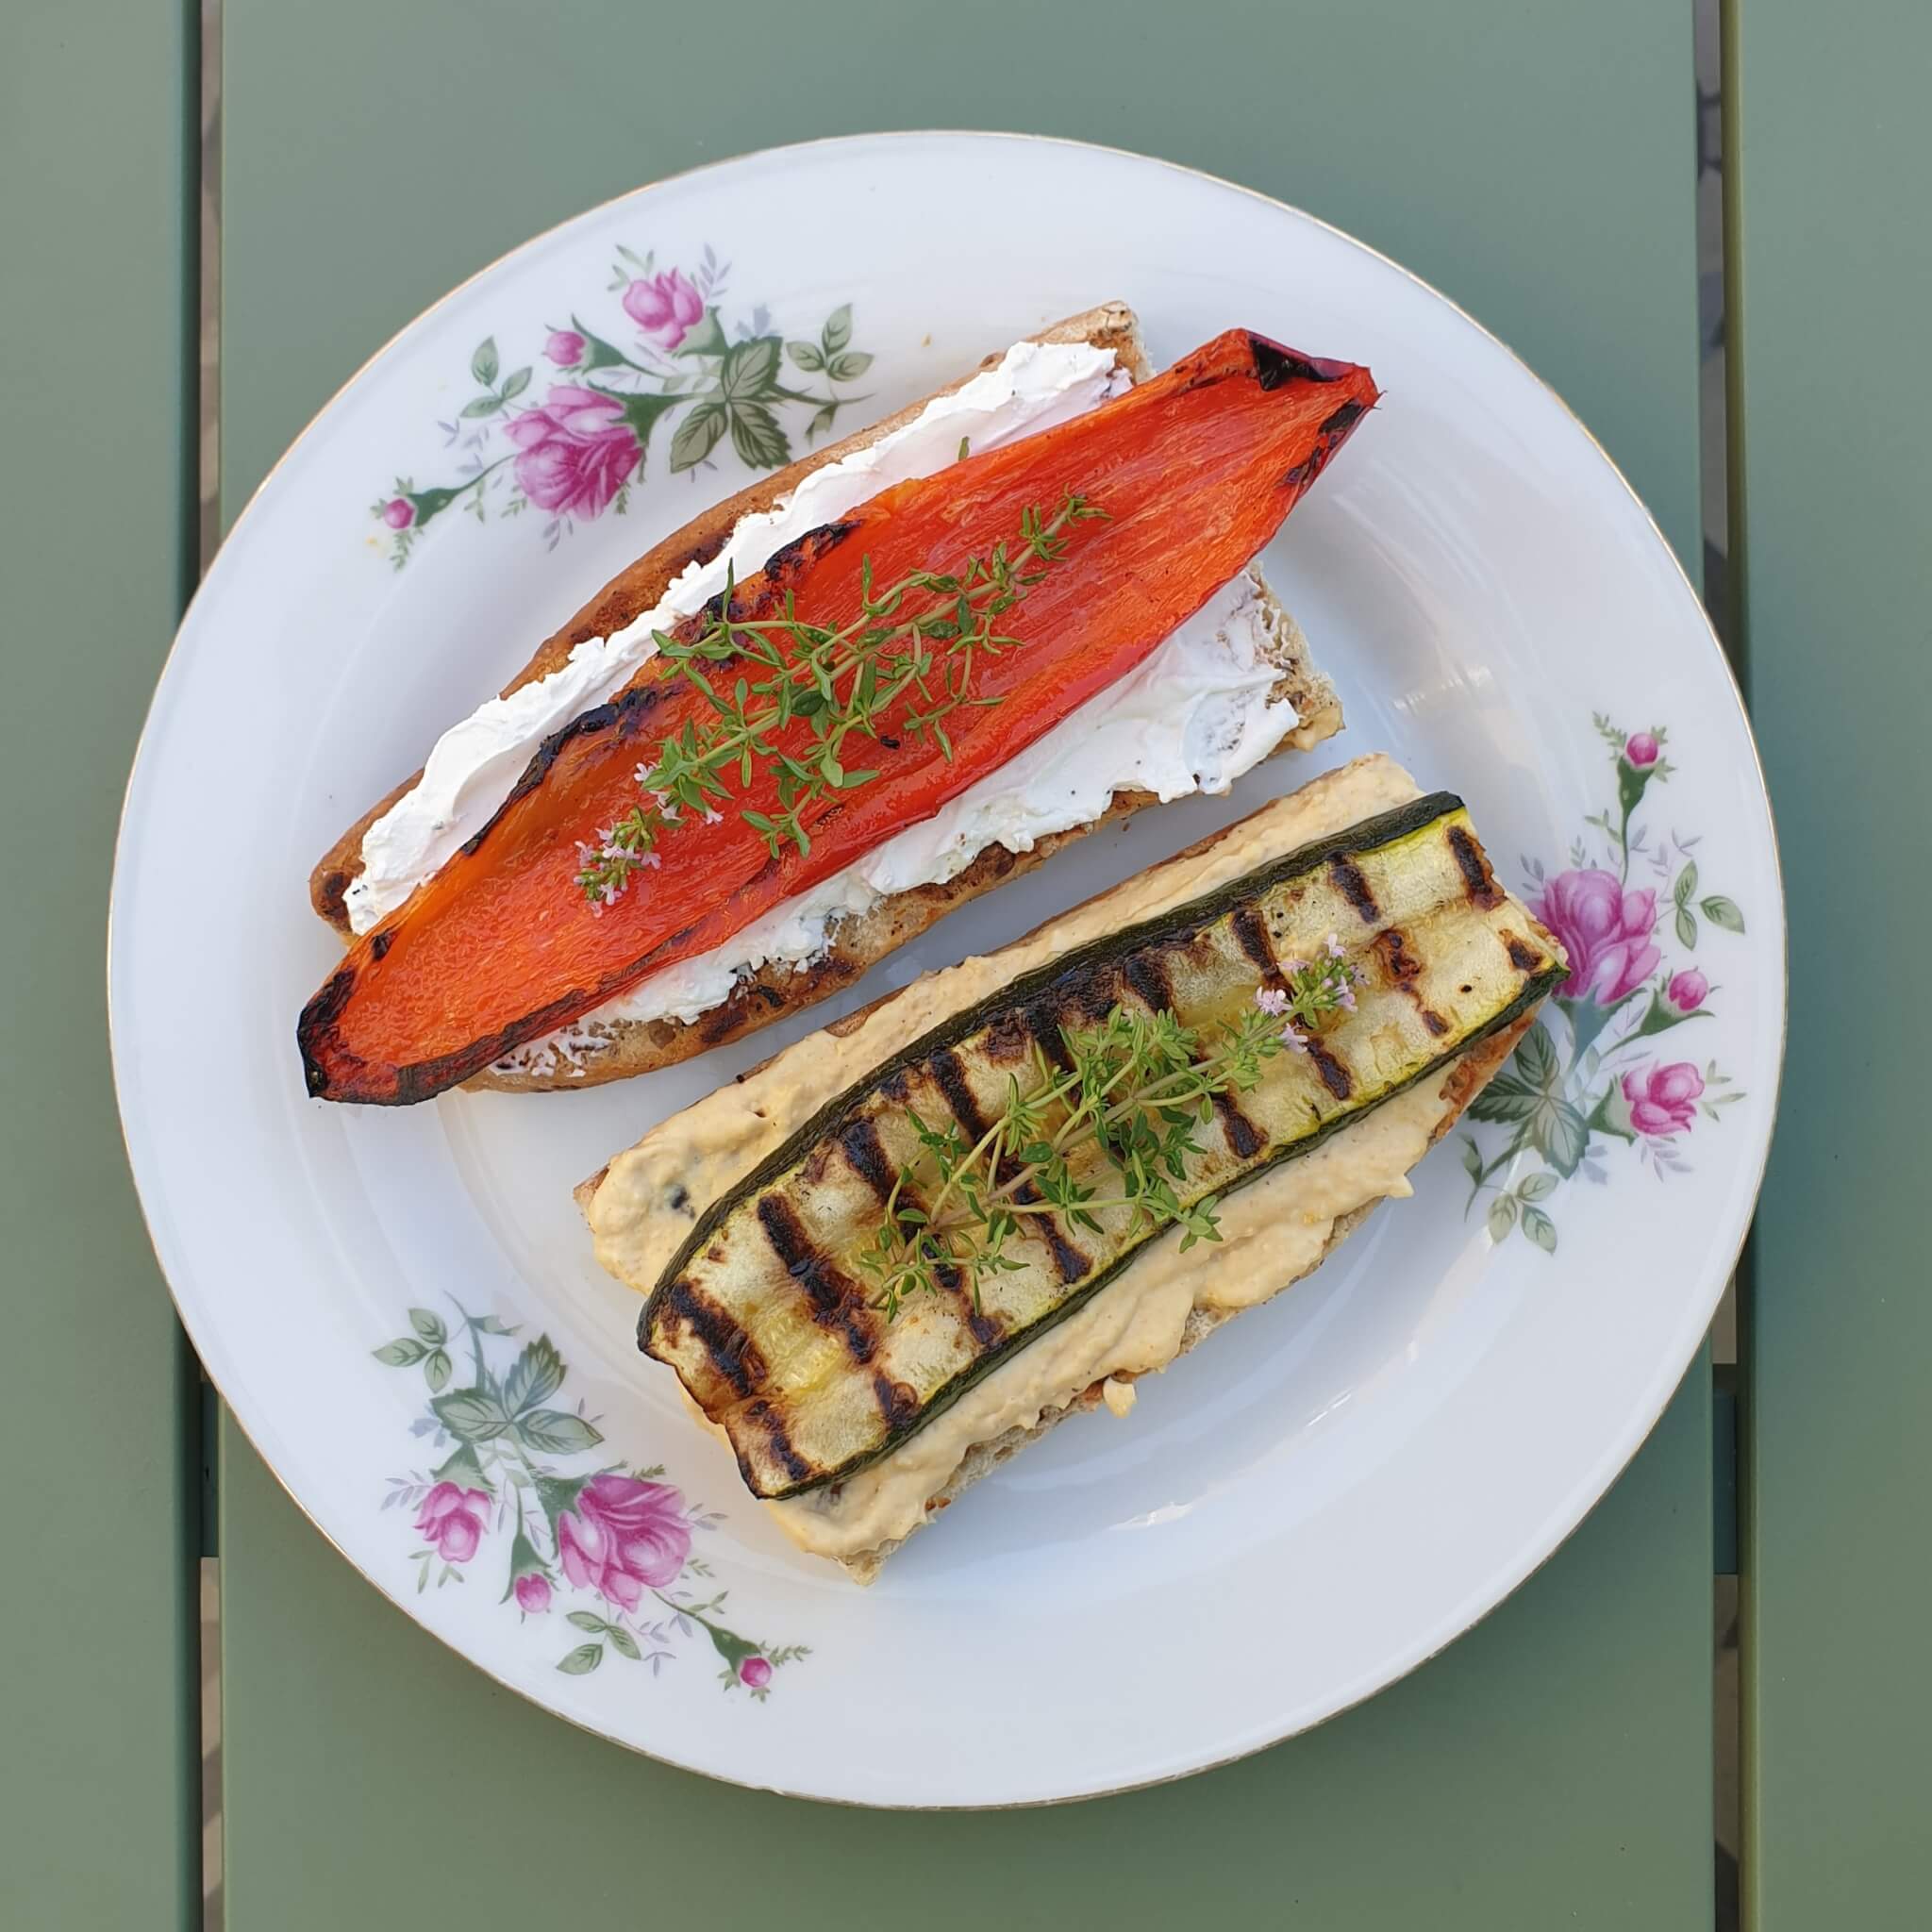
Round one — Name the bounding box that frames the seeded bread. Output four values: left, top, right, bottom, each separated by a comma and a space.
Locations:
310, 302, 1342, 1091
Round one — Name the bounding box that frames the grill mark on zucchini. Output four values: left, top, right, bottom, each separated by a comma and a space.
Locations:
744, 1398, 813, 1487
836, 1117, 897, 1204
1447, 823, 1505, 909
838, 1120, 1004, 1344
1373, 926, 1450, 1037
872, 1374, 922, 1431
1211, 1089, 1266, 1159
1040, 1224, 1093, 1285
661, 1280, 766, 1397
1063, 968, 1123, 1026
1503, 931, 1542, 973
640, 792, 1562, 1499
1303, 1036, 1356, 1101
1231, 905, 1283, 984
929, 1048, 988, 1140
837, 1118, 1002, 1344
932, 1048, 1090, 1288
1124, 952, 1177, 1015
1327, 854, 1380, 922
980, 1011, 1033, 1065
754, 1195, 877, 1365
1372, 925, 1421, 985
1023, 1000, 1076, 1074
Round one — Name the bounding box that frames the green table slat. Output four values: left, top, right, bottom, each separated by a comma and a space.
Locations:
1732, 0, 1932, 1921
225, 1365, 1710, 1931
218, 2, 1713, 1923
1, 3, 201, 1926
218, 0, 1704, 574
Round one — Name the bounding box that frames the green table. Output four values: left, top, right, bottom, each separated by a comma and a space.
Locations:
4, 2, 1922, 1924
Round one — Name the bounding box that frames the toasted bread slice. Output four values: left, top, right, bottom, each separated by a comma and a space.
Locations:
314, 303, 1341, 1091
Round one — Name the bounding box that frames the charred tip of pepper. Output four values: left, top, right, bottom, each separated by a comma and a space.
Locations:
295, 966, 353, 1058
1245, 333, 1359, 390
298, 1035, 403, 1107
297, 965, 358, 1098
298, 947, 593, 1105
1318, 398, 1369, 440
1277, 389, 1379, 494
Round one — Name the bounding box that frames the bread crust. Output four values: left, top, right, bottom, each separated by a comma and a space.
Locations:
310, 303, 1341, 1091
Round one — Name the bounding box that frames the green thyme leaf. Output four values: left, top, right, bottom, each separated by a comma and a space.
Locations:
856, 951, 1360, 1319
572, 492, 1105, 908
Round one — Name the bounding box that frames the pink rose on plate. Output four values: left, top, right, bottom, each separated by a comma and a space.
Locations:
1666, 968, 1709, 1013
1534, 869, 1660, 1006
544, 328, 587, 368
739, 1657, 772, 1690
414, 1482, 490, 1564
623, 269, 704, 350
1624, 731, 1661, 768
503, 385, 639, 518
557, 1475, 691, 1613
513, 1574, 552, 1615
381, 496, 414, 529
1623, 1061, 1705, 1137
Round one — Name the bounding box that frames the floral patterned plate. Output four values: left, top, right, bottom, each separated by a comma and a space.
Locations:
109, 133, 1782, 1806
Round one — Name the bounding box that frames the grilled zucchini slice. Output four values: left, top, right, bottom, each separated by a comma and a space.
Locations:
641, 792, 1561, 1499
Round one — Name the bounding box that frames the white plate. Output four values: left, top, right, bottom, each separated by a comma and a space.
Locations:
110, 132, 1782, 1806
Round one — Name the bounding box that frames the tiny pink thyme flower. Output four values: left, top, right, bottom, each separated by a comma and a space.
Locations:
1251, 941, 1360, 1051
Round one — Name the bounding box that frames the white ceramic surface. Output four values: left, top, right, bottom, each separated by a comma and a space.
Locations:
109, 132, 1782, 1806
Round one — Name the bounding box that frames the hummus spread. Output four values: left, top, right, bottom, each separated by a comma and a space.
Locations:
585, 754, 1446, 1563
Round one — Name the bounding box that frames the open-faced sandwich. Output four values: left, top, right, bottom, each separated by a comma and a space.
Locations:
579, 756, 1568, 1580
299, 308, 1376, 1103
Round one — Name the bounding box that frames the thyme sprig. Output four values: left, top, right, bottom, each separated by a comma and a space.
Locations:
858, 942, 1363, 1320
575, 490, 1108, 906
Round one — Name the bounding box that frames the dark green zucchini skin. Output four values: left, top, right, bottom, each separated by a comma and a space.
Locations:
641, 791, 1561, 1499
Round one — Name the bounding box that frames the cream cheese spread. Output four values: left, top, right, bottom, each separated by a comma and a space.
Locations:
345, 339, 1132, 935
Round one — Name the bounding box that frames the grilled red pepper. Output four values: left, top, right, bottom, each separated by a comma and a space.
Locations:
299, 330, 1377, 1103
